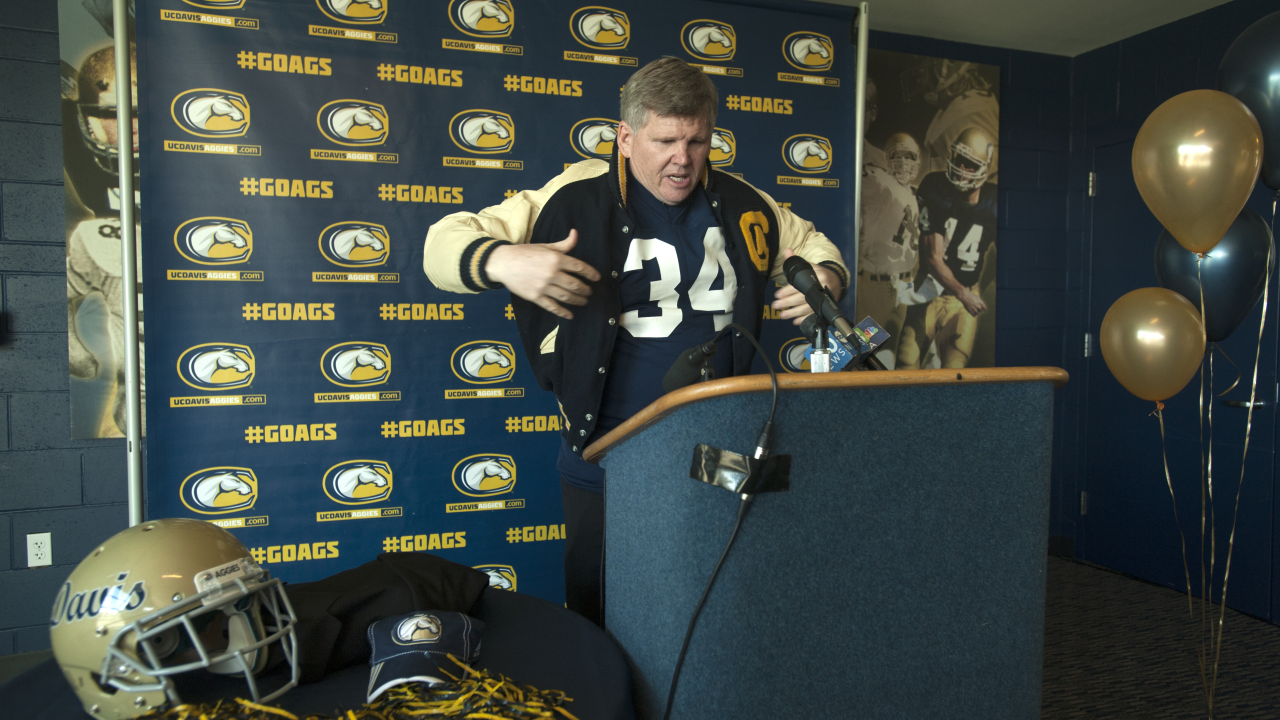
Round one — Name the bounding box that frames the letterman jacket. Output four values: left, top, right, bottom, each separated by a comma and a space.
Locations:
423, 151, 848, 458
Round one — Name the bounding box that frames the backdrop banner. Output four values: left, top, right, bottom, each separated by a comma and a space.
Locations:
135, 0, 866, 600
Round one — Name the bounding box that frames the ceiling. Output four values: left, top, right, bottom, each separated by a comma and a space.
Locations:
807, 0, 1233, 56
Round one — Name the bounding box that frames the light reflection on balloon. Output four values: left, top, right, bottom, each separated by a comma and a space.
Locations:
1177, 144, 1213, 167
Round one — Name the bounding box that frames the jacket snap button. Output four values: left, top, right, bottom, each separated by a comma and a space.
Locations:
586, 414, 593, 421
712, 201, 718, 207
573, 445, 578, 452
598, 367, 606, 374
608, 318, 616, 325
622, 225, 630, 233
612, 271, 618, 278
580, 429, 586, 436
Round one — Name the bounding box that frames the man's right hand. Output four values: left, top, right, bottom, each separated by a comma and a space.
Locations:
959, 287, 987, 316
484, 229, 601, 319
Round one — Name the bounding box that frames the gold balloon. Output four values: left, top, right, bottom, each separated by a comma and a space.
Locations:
1101, 288, 1206, 402
1132, 89, 1262, 254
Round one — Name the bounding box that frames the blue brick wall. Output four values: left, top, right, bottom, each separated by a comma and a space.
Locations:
0, 0, 129, 655
1065, 0, 1280, 620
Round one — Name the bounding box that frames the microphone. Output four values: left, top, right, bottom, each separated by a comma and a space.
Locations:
782, 256, 857, 340
662, 339, 719, 393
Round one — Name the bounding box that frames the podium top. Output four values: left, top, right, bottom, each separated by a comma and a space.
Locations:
584, 366, 1068, 462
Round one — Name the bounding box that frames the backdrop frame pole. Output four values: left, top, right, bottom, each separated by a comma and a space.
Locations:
850, 2, 869, 310
113, 0, 144, 527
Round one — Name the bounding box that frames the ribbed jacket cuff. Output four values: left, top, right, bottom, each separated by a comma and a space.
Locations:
460, 238, 512, 292
819, 260, 850, 299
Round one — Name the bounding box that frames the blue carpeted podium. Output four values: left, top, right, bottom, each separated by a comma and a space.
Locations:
587, 367, 1068, 720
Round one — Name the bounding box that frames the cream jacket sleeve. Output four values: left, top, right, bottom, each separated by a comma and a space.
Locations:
752, 184, 849, 296
422, 160, 608, 294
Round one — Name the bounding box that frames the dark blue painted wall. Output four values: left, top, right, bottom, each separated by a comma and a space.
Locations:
1068, 0, 1280, 622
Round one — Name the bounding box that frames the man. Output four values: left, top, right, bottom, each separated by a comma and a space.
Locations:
904, 59, 999, 185
896, 127, 997, 370
65, 42, 144, 437
424, 57, 847, 625
852, 75, 920, 367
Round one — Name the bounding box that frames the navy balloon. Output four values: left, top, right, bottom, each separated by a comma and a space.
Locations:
1154, 206, 1274, 343
1218, 11, 1280, 190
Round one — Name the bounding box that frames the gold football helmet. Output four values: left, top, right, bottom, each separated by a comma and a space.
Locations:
946, 127, 994, 192
76, 43, 138, 175
50, 518, 298, 719
883, 132, 920, 186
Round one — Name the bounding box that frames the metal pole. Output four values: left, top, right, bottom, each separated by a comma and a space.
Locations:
112, 0, 144, 526
849, 2, 869, 313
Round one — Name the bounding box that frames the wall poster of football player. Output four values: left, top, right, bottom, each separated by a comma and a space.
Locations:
845, 49, 999, 370
58, 0, 141, 438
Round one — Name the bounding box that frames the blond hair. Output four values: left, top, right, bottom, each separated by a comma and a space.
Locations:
620, 57, 718, 130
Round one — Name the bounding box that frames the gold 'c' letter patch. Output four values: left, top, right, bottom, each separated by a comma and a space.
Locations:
739, 211, 770, 272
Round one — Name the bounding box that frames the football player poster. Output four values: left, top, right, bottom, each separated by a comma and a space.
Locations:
846, 49, 999, 370
58, 0, 141, 438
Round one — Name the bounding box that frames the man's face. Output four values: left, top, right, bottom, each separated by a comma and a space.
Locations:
617, 113, 711, 205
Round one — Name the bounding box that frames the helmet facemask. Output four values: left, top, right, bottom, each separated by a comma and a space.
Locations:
75, 43, 139, 176
945, 130, 993, 192
100, 565, 299, 707
884, 133, 920, 187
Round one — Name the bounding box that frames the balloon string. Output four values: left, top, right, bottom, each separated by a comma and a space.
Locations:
1155, 404, 1206, 701
1211, 231, 1274, 707
1196, 258, 1211, 705
1211, 344, 1242, 396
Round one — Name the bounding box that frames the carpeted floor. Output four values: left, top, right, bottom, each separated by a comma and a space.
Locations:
1043, 556, 1280, 719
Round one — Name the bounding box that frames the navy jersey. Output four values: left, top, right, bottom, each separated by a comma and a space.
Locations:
559, 180, 736, 490
599, 181, 736, 437
916, 171, 998, 289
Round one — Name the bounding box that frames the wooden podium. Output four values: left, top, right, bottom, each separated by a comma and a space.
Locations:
586, 367, 1068, 720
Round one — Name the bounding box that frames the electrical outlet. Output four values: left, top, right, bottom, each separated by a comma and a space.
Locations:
27, 532, 52, 567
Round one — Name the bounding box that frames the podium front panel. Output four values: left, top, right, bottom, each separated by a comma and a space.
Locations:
602, 380, 1054, 720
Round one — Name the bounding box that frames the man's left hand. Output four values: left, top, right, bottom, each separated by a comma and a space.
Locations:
771, 248, 842, 326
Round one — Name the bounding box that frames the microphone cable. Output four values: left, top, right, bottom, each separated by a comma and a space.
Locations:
661, 322, 777, 720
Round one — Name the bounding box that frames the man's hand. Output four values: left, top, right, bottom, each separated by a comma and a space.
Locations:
959, 287, 987, 316
771, 248, 842, 325
484, 229, 602, 319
